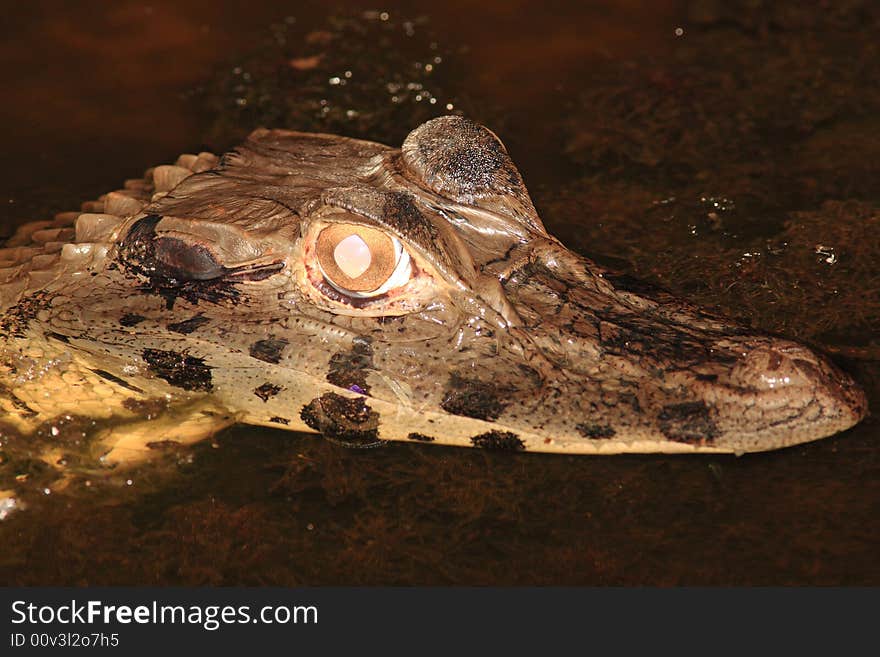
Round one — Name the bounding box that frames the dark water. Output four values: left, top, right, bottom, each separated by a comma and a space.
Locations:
1, 0, 877, 584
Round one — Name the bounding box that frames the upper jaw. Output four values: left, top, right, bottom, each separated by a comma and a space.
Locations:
460, 243, 870, 453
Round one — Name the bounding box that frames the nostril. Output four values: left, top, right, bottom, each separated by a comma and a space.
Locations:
728, 342, 867, 421
729, 345, 808, 391
789, 353, 869, 420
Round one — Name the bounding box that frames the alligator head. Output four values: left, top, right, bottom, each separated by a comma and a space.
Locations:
0, 116, 867, 464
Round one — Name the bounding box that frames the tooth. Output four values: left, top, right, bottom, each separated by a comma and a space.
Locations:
75, 213, 122, 243
103, 191, 145, 216
152, 165, 192, 192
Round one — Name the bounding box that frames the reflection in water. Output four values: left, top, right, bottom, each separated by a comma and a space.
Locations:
0, 1, 877, 585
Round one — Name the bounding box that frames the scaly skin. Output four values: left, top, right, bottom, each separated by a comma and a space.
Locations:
0, 117, 868, 475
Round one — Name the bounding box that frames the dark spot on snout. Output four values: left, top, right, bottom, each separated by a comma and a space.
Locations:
471, 431, 525, 451
0, 290, 50, 338
6, 390, 37, 418
90, 368, 145, 394
619, 392, 642, 412
576, 423, 616, 439
46, 332, 69, 344
142, 348, 213, 392
122, 397, 169, 417
167, 314, 210, 335
254, 382, 282, 402
598, 316, 710, 367
441, 373, 509, 421
408, 433, 436, 442
301, 392, 385, 448
249, 338, 288, 364
146, 440, 182, 450
327, 337, 373, 393
269, 416, 290, 425
120, 313, 146, 327
659, 401, 719, 445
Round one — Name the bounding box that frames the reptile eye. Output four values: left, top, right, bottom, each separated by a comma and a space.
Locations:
315, 224, 411, 298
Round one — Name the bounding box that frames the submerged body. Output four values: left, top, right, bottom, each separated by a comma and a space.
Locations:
0, 117, 867, 471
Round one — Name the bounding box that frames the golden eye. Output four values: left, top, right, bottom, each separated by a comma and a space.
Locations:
315, 224, 412, 298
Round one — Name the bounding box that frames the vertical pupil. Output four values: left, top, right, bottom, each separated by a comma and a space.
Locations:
333, 234, 372, 279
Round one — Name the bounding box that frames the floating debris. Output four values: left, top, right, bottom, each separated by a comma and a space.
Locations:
0, 495, 18, 520
815, 244, 837, 265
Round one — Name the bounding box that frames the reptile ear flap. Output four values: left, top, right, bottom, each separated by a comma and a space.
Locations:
118, 214, 226, 282
152, 236, 225, 281
118, 214, 286, 286
400, 116, 546, 235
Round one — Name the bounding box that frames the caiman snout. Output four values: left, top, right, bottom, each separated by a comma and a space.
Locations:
720, 343, 869, 449
482, 244, 868, 454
